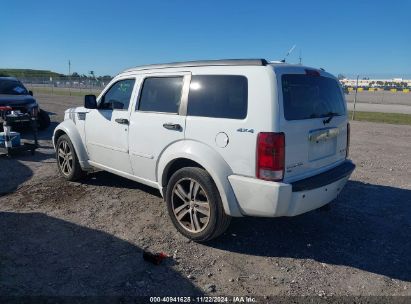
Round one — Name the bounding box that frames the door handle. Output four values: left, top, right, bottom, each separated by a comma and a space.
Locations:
163, 123, 182, 131
115, 118, 129, 125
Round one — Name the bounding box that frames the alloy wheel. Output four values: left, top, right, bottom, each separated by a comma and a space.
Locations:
171, 178, 211, 233
57, 140, 73, 176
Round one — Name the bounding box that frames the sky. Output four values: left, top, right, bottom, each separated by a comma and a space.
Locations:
1, 0, 410, 78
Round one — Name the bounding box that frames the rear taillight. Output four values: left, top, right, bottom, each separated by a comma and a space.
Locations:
256, 132, 285, 181
346, 123, 350, 158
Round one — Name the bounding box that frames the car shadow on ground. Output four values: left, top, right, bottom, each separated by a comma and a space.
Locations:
0, 212, 202, 296
0, 156, 33, 196
82, 171, 163, 198
15, 121, 59, 142
36, 121, 59, 141
0, 148, 54, 196
208, 180, 411, 282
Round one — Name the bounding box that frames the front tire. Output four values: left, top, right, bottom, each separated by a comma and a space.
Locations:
56, 134, 86, 181
165, 167, 231, 242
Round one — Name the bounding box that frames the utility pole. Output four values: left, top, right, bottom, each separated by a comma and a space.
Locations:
352, 75, 359, 120
68, 60, 71, 96
89, 71, 94, 92
299, 49, 302, 65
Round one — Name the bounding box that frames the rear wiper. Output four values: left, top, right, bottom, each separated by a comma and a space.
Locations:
322, 112, 339, 125
309, 113, 320, 118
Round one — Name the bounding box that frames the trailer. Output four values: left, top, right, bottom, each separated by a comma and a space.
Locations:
0, 106, 38, 156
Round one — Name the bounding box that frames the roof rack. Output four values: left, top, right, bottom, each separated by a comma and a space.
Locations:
125, 59, 269, 72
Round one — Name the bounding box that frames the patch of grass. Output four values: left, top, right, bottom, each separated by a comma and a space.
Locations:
31, 87, 101, 97
349, 111, 411, 126
0, 68, 63, 78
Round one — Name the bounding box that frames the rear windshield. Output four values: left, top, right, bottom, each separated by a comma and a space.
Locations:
0, 79, 28, 95
281, 74, 345, 120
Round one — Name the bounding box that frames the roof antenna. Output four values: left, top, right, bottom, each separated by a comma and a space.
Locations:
281, 45, 296, 63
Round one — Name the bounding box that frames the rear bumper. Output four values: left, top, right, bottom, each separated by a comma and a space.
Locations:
228, 160, 355, 217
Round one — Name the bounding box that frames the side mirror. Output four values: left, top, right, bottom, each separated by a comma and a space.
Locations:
29, 90, 33, 96
84, 94, 97, 109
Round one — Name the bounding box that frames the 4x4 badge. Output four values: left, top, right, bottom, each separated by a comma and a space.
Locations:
237, 128, 254, 133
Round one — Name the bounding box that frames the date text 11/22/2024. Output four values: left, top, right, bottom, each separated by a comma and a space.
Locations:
149, 296, 257, 303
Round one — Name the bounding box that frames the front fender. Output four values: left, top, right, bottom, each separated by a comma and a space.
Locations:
157, 140, 243, 217
53, 120, 91, 170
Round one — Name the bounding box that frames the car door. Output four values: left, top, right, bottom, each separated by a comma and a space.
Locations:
85, 78, 136, 174
128, 73, 190, 182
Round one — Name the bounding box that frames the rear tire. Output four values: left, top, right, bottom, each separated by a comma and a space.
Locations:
165, 167, 231, 242
37, 109, 51, 130
56, 134, 86, 181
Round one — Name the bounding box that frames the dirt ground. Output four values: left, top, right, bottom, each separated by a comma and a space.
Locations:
0, 94, 410, 297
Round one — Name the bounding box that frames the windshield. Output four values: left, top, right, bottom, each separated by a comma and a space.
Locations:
282, 74, 345, 120
0, 79, 29, 95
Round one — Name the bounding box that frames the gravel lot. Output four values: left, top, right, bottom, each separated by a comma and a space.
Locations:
0, 94, 410, 297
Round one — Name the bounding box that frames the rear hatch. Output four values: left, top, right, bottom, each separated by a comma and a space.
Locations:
274, 66, 348, 183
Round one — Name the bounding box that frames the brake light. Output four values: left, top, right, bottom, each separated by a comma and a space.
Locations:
346, 123, 350, 158
0, 106, 12, 120
256, 132, 285, 181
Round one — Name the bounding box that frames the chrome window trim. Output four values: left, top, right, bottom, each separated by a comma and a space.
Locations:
179, 74, 191, 116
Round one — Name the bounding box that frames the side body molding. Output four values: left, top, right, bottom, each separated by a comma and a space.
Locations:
53, 119, 91, 170
157, 140, 243, 217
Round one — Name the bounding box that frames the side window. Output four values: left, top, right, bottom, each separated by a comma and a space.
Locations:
100, 79, 135, 110
187, 75, 248, 119
138, 77, 184, 113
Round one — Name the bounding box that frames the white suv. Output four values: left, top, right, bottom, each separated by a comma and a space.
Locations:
53, 59, 355, 241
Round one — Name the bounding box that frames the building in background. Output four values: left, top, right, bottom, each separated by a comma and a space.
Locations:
340, 78, 411, 89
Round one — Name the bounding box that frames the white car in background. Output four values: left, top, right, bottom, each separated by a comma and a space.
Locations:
53, 59, 355, 241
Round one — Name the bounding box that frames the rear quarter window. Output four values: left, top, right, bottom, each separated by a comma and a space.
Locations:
187, 75, 248, 119
282, 74, 346, 120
